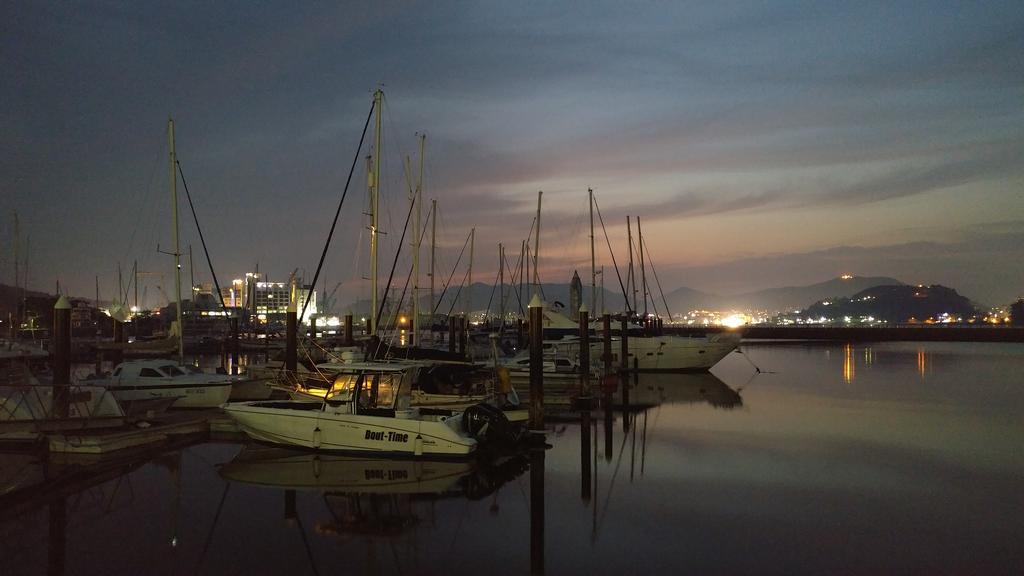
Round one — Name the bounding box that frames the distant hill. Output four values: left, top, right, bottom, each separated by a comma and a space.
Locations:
801, 284, 977, 323
0, 282, 52, 317
662, 286, 720, 314
725, 275, 906, 311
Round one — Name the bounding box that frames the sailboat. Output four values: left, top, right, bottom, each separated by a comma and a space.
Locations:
92, 119, 234, 408
542, 190, 740, 372
225, 91, 521, 456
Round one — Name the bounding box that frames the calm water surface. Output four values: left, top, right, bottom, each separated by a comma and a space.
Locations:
3, 342, 1022, 575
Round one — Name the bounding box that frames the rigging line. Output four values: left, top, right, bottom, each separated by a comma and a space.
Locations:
299, 99, 375, 323
175, 160, 227, 312
592, 195, 634, 316
498, 250, 520, 318
445, 266, 472, 318
431, 230, 471, 316
503, 248, 526, 315
483, 265, 501, 319
377, 264, 413, 358
374, 193, 416, 334
643, 241, 672, 319
121, 138, 165, 266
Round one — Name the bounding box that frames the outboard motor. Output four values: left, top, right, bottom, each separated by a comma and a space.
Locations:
462, 403, 517, 445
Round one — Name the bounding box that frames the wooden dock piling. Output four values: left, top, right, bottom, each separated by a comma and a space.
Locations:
528, 295, 544, 434
52, 296, 71, 419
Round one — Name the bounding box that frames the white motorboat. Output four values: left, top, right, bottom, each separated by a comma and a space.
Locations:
597, 332, 741, 371
225, 363, 515, 457
90, 359, 234, 408
531, 332, 740, 372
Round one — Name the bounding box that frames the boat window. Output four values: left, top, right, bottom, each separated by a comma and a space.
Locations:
327, 373, 358, 401
374, 373, 398, 407
139, 368, 163, 378
158, 365, 186, 376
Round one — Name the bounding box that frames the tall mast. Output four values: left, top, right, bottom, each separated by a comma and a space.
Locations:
627, 215, 636, 316
430, 198, 436, 325
413, 132, 425, 346
133, 259, 138, 311
466, 227, 474, 319
533, 191, 542, 296
188, 245, 195, 301
499, 243, 504, 327
12, 212, 19, 294
169, 118, 184, 364
638, 216, 647, 319
589, 188, 596, 314
369, 89, 383, 335
519, 240, 525, 317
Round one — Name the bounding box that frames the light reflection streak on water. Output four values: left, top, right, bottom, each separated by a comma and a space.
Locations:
917, 347, 927, 379
843, 343, 855, 384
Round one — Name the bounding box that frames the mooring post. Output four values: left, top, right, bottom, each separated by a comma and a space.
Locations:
284, 489, 297, 524
528, 294, 545, 435
602, 312, 613, 462
53, 296, 71, 419
624, 357, 637, 432
459, 315, 468, 359
578, 305, 591, 405
344, 312, 353, 346
112, 318, 124, 367
620, 316, 629, 375
448, 317, 456, 353
580, 406, 592, 502
230, 316, 239, 375
310, 315, 317, 341
285, 295, 297, 374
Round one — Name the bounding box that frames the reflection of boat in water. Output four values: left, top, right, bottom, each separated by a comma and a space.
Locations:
221, 444, 528, 499
219, 445, 476, 494
622, 372, 743, 409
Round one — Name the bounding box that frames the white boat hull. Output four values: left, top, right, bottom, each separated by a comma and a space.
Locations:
225, 402, 477, 457
593, 334, 739, 371
110, 382, 233, 408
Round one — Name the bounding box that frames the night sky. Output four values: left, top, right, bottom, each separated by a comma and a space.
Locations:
4, 1, 1023, 308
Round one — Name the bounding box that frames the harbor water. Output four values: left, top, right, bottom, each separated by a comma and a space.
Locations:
3, 341, 1023, 574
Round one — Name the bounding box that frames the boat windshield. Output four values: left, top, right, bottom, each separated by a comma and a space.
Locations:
326, 373, 359, 402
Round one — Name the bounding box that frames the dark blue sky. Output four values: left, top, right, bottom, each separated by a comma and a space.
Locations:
3, 1, 1023, 307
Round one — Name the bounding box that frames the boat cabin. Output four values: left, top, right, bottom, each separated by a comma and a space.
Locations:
325, 366, 417, 416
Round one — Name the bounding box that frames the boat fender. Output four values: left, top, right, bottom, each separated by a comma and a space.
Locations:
414, 434, 424, 456
313, 426, 322, 449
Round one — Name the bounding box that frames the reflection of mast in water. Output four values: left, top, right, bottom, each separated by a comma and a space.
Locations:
530, 444, 545, 575
843, 343, 855, 384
